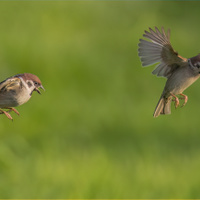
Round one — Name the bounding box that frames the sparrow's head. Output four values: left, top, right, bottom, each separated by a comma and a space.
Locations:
15, 73, 45, 94
188, 54, 200, 74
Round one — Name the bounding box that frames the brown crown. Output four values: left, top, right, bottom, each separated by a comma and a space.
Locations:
15, 73, 42, 85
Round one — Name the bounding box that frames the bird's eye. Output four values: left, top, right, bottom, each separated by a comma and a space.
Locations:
195, 64, 200, 68
195, 62, 200, 68
34, 81, 38, 85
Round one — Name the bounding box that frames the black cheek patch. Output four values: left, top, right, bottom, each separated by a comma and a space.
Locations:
27, 81, 33, 88
196, 64, 200, 68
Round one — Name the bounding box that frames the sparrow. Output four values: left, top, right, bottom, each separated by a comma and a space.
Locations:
0, 73, 44, 120
138, 27, 200, 117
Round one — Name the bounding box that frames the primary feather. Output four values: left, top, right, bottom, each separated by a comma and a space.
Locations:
138, 26, 187, 78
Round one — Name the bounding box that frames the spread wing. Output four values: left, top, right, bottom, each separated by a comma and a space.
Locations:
138, 27, 187, 78
0, 77, 22, 93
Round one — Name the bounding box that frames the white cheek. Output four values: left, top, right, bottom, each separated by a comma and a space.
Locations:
19, 78, 34, 93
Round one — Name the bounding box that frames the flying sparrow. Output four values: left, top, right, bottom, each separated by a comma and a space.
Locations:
0, 73, 44, 120
138, 27, 200, 117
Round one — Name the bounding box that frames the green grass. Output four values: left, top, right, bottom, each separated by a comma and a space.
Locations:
0, 1, 200, 198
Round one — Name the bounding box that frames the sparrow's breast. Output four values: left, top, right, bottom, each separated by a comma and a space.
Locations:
14, 87, 32, 106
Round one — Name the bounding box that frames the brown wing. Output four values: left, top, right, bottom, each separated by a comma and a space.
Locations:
0, 77, 22, 93
138, 27, 187, 78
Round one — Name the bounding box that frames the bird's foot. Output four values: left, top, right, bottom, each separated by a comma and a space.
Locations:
0, 107, 20, 120
7, 107, 20, 116
0, 109, 13, 120
170, 93, 179, 108
179, 93, 188, 107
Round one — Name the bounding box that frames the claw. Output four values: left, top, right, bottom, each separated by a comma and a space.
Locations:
170, 93, 179, 108
0, 109, 13, 120
7, 107, 20, 116
179, 93, 188, 107
0, 107, 20, 120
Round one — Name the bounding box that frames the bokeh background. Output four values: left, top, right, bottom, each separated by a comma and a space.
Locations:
0, 1, 200, 198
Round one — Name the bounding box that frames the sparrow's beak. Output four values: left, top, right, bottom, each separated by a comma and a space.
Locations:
35, 85, 45, 94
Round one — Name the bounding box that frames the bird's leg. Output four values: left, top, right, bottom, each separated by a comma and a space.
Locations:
0, 109, 13, 120
7, 107, 20, 116
170, 93, 180, 108
179, 93, 188, 107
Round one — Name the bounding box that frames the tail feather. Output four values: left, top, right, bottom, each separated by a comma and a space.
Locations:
153, 96, 172, 117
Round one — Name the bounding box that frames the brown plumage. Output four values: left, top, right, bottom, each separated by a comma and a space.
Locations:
0, 73, 44, 120
138, 27, 200, 117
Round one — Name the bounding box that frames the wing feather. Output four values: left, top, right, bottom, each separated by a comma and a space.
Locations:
0, 77, 21, 93
138, 27, 187, 78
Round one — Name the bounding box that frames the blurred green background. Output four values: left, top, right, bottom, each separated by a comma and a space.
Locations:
0, 1, 200, 198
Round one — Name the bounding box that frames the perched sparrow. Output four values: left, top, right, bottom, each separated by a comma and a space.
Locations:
138, 27, 200, 117
0, 73, 44, 120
